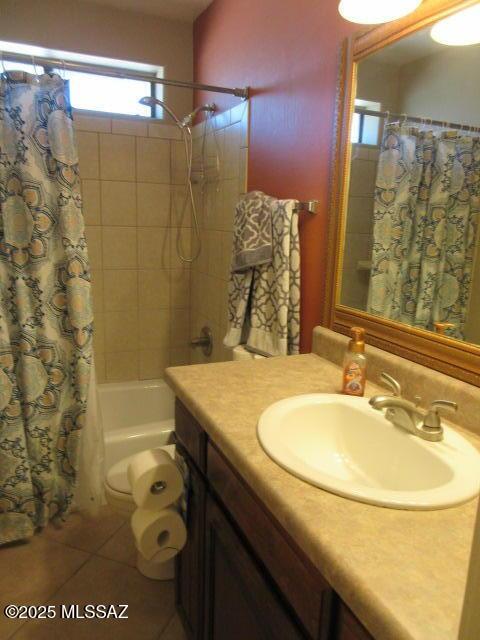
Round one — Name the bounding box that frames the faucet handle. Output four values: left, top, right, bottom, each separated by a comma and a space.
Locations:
429, 400, 458, 414
422, 400, 458, 434
380, 372, 401, 397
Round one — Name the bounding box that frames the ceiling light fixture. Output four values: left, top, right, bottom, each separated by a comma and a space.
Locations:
431, 4, 480, 46
338, 0, 422, 25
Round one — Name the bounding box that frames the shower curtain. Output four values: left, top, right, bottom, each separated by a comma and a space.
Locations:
0, 72, 96, 544
367, 124, 480, 339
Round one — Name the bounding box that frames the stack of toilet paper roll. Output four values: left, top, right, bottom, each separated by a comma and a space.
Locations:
128, 447, 187, 580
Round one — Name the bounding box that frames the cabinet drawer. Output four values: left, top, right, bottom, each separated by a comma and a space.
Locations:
207, 443, 332, 639
175, 400, 207, 473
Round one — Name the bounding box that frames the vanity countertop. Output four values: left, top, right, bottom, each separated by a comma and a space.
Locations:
165, 353, 479, 640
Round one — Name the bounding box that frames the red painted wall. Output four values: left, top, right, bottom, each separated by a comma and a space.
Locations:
194, 0, 356, 352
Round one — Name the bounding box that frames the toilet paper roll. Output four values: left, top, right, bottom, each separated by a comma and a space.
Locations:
128, 447, 183, 510
131, 506, 187, 562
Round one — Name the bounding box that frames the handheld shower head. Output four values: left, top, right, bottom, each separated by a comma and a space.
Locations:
138, 96, 183, 127
181, 103, 216, 128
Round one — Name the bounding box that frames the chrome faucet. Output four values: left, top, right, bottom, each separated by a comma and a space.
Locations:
369, 373, 457, 442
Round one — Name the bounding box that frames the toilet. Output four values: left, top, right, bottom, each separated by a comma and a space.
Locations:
105, 444, 178, 580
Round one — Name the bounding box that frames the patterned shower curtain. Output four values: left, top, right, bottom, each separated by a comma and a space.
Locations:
0, 72, 93, 544
367, 124, 480, 339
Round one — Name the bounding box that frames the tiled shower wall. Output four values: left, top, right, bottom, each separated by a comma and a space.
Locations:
341, 143, 378, 310
75, 112, 191, 383
189, 102, 249, 364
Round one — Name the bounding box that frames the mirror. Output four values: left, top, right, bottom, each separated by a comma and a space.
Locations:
339, 15, 480, 347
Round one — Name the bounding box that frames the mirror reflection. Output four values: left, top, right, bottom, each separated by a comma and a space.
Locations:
341, 22, 480, 345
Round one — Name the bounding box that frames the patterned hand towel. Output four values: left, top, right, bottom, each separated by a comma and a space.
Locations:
231, 191, 274, 272
224, 197, 300, 356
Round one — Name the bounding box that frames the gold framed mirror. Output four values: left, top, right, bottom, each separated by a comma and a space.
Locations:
325, 0, 480, 387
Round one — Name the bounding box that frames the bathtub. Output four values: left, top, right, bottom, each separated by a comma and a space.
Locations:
98, 379, 175, 469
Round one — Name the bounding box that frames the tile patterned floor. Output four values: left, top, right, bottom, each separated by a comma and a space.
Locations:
0, 507, 187, 640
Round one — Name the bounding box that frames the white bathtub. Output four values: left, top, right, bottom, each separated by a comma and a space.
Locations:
98, 379, 175, 469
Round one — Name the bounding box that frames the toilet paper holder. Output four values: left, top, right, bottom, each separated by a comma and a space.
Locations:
150, 481, 167, 495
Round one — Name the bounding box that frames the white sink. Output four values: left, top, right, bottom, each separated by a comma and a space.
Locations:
257, 394, 480, 510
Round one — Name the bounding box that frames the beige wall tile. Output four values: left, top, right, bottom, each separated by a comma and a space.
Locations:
220, 232, 233, 280
171, 309, 190, 348
93, 311, 105, 355
105, 351, 138, 381
138, 309, 170, 349
170, 347, 190, 367
74, 113, 111, 133
138, 269, 170, 309
171, 186, 192, 228
148, 122, 181, 140
238, 147, 248, 193
171, 269, 190, 309
104, 269, 138, 311
219, 179, 239, 232
137, 183, 170, 227
111, 118, 148, 137
349, 158, 377, 197
94, 353, 106, 383
223, 122, 241, 180
84, 225, 102, 269
171, 140, 187, 185
139, 348, 170, 380
101, 181, 137, 226
99, 134, 136, 181
81, 179, 101, 225
138, 227, 170, 269
105, 310, 138, 352
207, 230, 222, 279
102, 227, 137, 268
77, 131, 99, 179
90, 269, 104, 315
136, 137, 170, 183
170, 228, 192, 269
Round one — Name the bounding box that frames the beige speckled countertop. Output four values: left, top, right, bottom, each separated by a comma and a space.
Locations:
165, 353, 479, 640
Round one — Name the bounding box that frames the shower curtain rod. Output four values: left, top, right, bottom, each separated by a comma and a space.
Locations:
0, 50, 250, 99
355, 107, 480, 133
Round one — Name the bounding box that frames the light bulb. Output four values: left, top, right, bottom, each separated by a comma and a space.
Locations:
431, 4, 480, 46
338, 0, 422, 25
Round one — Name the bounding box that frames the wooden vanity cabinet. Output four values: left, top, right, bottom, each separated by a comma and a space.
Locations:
174, 400, 373, 640
204, 495, 306, 640
175, 442, 206, 640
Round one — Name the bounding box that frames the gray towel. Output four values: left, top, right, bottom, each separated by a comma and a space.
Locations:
231, 191, 273, 273
224, 197, 301, 357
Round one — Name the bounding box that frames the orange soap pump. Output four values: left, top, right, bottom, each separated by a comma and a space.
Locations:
341, 327, 367, 397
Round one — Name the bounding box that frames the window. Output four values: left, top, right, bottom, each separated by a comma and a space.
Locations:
351, 99, 381, 145
0, 40, 163, 118
52, 69, 154, 117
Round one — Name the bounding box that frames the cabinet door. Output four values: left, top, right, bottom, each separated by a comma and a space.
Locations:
204, 495, 306, 640
334, 603, 374, 640
176, 450, 206, 640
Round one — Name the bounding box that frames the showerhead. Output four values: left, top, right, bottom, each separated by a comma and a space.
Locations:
138, 96, 183, 127
181, 103, 216, 128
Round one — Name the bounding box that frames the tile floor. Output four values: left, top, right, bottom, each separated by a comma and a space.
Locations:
0, 507, 187, 640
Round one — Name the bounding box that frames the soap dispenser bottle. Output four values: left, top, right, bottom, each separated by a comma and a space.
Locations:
342, 327, 367, 397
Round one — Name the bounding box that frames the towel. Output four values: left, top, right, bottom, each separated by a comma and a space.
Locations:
224, 195, 301, 357
231, 191, 274, 272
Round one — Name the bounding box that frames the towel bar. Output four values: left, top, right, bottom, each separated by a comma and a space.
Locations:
294, 200, 320, 214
